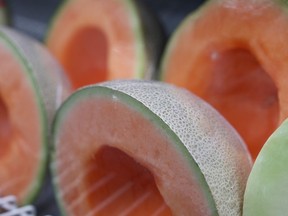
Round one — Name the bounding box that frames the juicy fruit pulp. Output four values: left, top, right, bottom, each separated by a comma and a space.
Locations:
194, 47, 278, 160
53, 97, 209, 216
0, 39, 43, 203
83, 146, 172, 215
62, 27, 108, 89
47, 0, 162, 90
0, 26, 71, 205
52, 80, 251, 216
160, 0, 286, 160
0, 95, 11, 150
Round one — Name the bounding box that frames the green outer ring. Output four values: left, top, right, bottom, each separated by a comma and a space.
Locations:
51, 85, 218, 216
0, 30, 48, 205
124, 0, 147, 79
45, 0, 148, 79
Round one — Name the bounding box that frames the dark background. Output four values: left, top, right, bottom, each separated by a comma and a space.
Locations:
7, 0, 205, 41
5, 0, 205, 215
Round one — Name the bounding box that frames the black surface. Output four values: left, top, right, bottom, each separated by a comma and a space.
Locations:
4, 0, 205, 215
7, 0, 205, 41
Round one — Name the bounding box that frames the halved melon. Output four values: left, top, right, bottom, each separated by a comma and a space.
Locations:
243, 118, 288, 215
160, 0, 286, 160
46, 0, 164, 90
0, 26, 71, 205
51, 80, 252, 215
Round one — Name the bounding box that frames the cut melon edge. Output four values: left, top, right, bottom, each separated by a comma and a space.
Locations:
50, 84, 218, 215
0, 29, 49, 205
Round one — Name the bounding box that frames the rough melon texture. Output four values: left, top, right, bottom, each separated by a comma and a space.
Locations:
0, 26, 71, 205
53, 80, 252, 216
100, 80, 252, 216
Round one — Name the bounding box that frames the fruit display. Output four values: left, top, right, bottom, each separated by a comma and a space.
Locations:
2, 0, 288, 215
46, 0, 164, 89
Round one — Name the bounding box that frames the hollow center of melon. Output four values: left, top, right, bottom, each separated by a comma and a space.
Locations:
0, 95, 12, 150
63, 27, 108, 89
84, 145, 172, 215
203, 48, 279, 159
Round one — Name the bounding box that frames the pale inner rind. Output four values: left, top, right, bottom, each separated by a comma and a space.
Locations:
55, 97, 212, 216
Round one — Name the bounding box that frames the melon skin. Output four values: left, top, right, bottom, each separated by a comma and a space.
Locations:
243, 118, 288, 216
52, 80, 252, 216
46, 0, 165, 88
0, 27, 71, 205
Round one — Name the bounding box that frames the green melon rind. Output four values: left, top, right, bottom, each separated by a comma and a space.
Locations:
131, 0, 165, 79
45, 0, 163, 80
0, 27, 71, 205
0, 29, 48, 205
243, 118, 288, 216
99, 80, 252, 216
51, 82, 218, 216
52, 80, 252, 215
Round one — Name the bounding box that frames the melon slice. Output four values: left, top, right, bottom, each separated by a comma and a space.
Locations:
159, 0, 286, 160
0, 26, 71, 205
243, 118, 288, 215
46, 0, 164, 89
51, 80, 252, 215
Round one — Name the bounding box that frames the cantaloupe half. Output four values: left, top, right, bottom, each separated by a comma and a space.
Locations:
160, 0, 287, 160
46, 0, 164, 90
243, 118, 288, 215
51, 80, 252, 215
0, 26, 71, 205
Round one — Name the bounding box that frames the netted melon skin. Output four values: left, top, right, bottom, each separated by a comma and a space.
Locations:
100, 80, 252, 216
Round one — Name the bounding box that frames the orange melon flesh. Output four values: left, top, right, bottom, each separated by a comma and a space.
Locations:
0, 39, 42, 202
62, 27, 108, 88
54, 98, 207, 215
46, 0, 161, 89
0, 27, 71, 205
52, 80, 252, 215
84, 146, 172, 216
160, 0, 287, 160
